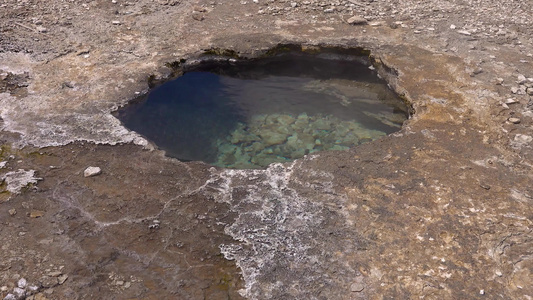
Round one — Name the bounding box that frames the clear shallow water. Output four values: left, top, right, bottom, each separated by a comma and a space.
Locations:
117, 54, 409, 169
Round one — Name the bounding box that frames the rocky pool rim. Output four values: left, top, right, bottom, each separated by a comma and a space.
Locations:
112, 43, 416, 168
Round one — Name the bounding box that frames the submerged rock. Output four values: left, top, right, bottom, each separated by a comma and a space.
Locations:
214, 112, 388, 169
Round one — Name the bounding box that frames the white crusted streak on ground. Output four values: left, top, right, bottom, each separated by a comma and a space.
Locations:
205, 159, 361, 299
1, 169, 41, 194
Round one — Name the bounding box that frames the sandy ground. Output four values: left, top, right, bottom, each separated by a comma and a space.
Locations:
1, 0, 532, 299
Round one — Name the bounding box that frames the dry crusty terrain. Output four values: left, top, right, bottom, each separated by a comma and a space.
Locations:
1, 0, 532, 299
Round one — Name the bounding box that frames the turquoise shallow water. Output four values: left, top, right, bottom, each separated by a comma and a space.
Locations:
117, 53, 409, 169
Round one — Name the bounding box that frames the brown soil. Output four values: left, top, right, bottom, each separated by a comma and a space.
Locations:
1, 0, 532, 299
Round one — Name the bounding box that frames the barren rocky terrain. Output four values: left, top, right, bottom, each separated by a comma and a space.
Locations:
1, 0, 532, 299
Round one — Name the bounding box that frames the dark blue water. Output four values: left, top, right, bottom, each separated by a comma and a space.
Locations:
117, 54, 409, 168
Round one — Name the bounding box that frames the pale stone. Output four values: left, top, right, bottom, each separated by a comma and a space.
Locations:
57, 274, 68, 285
47, 271, 62, 277
83, 166, 101, 177
13, 288, 25, 298
508, 117, 521, 124
517, 74, 527, 84
30, 210, 45, 218
17, 278, 27, 288
347, 16, 367, 25
351, 282, 364, 292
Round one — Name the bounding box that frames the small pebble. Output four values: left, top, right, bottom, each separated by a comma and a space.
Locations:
347, 15, 367, 25
36, 26, 47, 33
47, 271, 62, 277
508, 117, 521, 124
517, 74, 527, 84
13, 287, 25, 298
350, 282, 364, 292
30, 210, 45, 218
84, 166, 102, 177
8, 209, 16, 216
57, 274, 68, 285
3, 294, 16, 300
28, 285, 39, 291
17, 278, 27, 289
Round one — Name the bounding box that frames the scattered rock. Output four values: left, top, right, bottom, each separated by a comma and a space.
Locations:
111, 20, 121, 25
8, 209, 16, 216
192, 12, 204, 21
13, 287, 25, 299
347, 16, 367, 25
83, 166, 101, 177
57, 275, 68, 285
158, 0, 180, 5
36, 26, 47, 33
17, 278, 27, 289
148, 220, 160, 229
508, 117, 521, 124
505, 98, 518, 104
39, 276, 58, 288
3, 294, 16, 300
30, 210, 45, 218
47, 271, 62, 277
193, 6, 207, 12
33, 294, 48, 300
28, 286, 39, 292
43, 289, 53, 295
512, 134, 533, 148
517, 74, 527, 84
350, 282, 365, 292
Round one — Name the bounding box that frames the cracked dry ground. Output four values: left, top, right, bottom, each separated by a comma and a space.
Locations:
1, 0, 533, 299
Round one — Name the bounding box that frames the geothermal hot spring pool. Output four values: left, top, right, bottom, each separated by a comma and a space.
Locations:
117, 52, 409, 169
